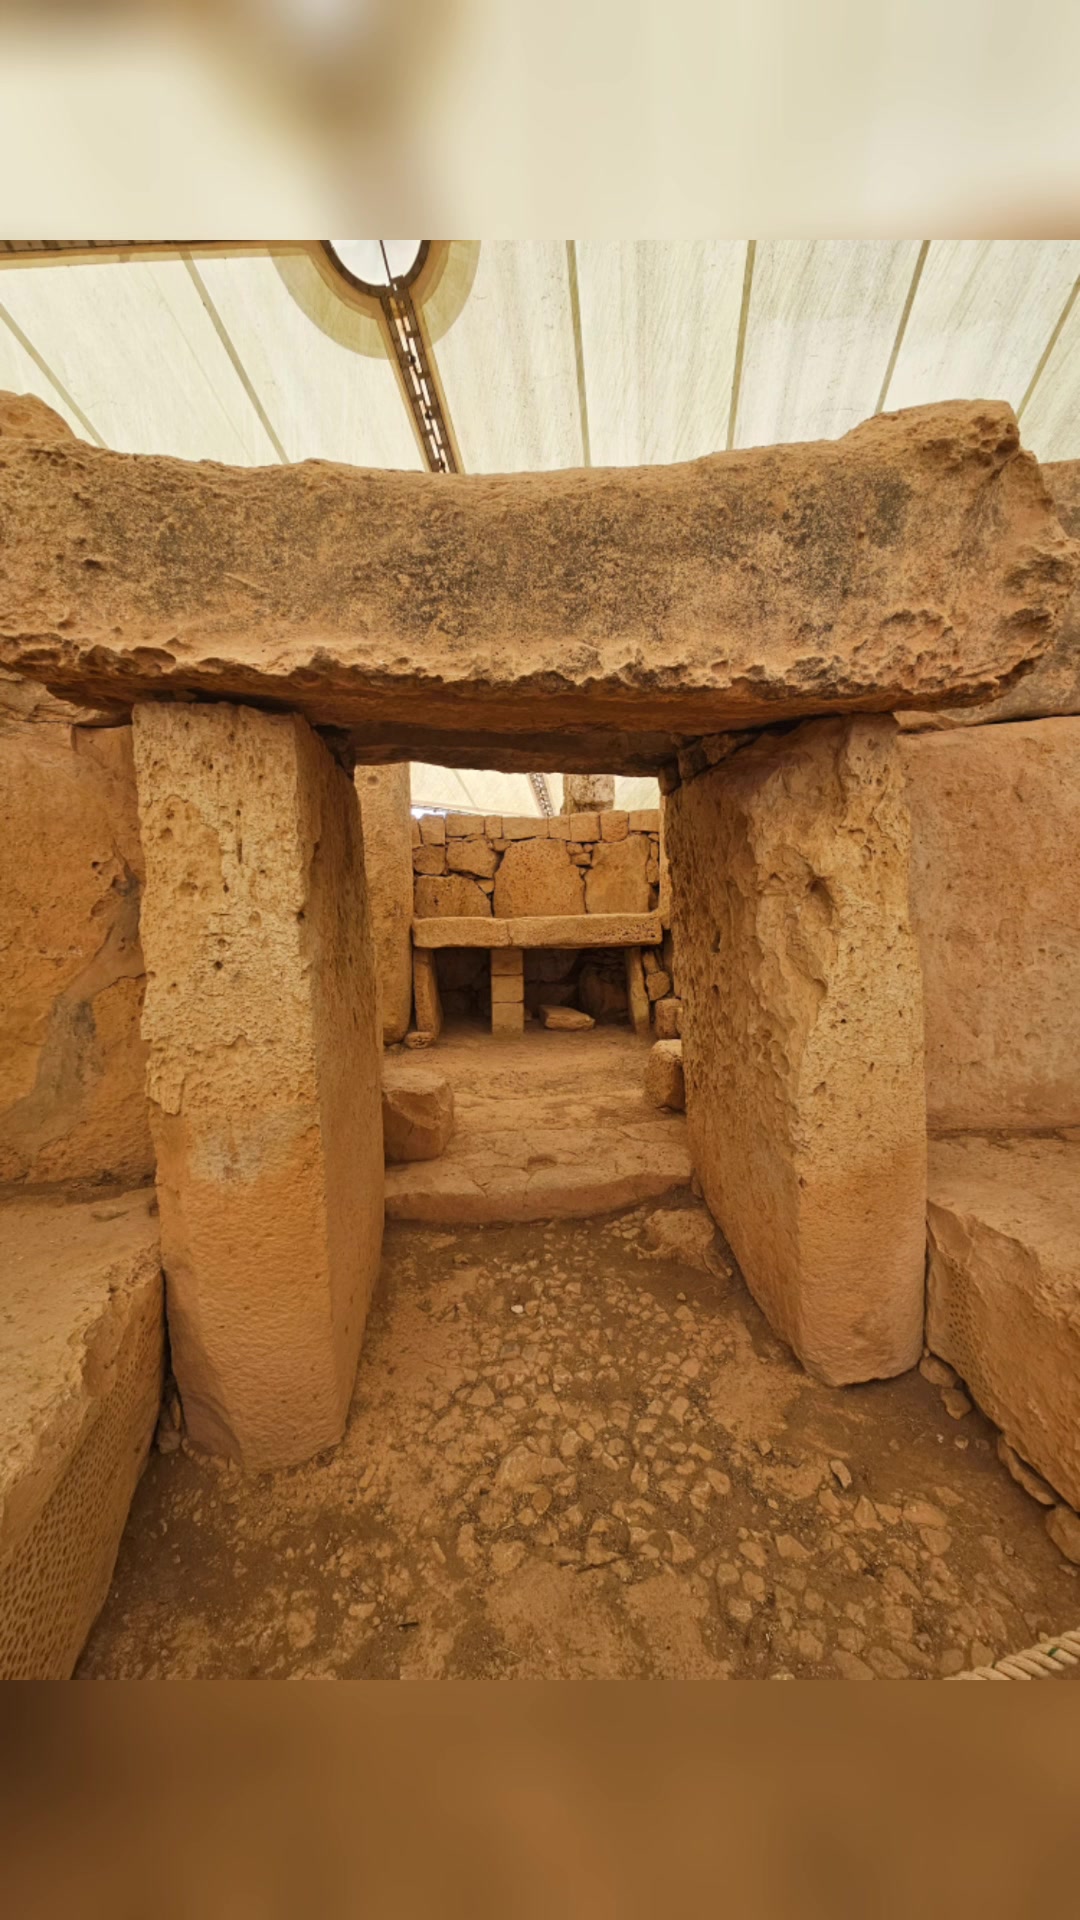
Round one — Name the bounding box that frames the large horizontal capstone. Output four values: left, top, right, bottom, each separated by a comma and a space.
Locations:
0, 399, 1073, 771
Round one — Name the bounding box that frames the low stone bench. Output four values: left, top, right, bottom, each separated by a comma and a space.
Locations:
0, 1190, 163, 1678
412, 913, 663, 1037
927, 1135, 1080, 1516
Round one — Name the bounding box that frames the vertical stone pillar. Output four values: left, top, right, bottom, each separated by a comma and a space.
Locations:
666, 716, 926, 1386
355, 762, 414, 1045
562, 774, 615, 813
132, 702, 384, 1470
491, 948, 524, 1033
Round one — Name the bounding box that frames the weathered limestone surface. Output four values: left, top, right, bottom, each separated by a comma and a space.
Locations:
2, 401, 1073, 773
493, 839, 584, 918
903, 717, 1080, 1130
412, 912, 663, 949
411, 948, 443, 1041
381, 1064, 454, 1163
667, 716, 926, 1386
415, 874, 492, 918
540, 1005, 595, 1030
355, 763, 414, 1045
585, 836, 652, 914
0, 392, 76, 444
927, 1135, 1080, 1511
645, 1040, 685, 1110
898, 459, 1080, 731
0, 718, 153, 1186
132, 703, 383, 1471
624, 948, 652, 1038
0, 1190, 162, 1679
562, 775, 614, 811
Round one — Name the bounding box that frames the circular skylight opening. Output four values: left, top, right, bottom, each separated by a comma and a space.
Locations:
325, 240, 425, 293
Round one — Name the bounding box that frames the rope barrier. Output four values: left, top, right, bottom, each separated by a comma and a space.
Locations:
949, 1626, 1080, 1680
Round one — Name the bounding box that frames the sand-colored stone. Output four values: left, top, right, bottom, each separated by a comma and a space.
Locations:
0, 391, 76, 443
493, 840, 585, 918
132, 702, 383, 1472
898, 459, 1080, 732
412, 845, 445, 876
926, 1134, 1080, 1511
383, 1026, 691, 1224
646, 969, 672, 1001
0, 1189, 162, 1678
570, 813, 601, 842
0, 720, 153, 1186
625, 948, 652, 1038
654, 997, 683, 1040
540, 1005, 595, 1031
411, 948, 443, 1040
666, 715, 926, 1386
446, 813, 484, 838
491, 1002, 524, 1035
415, 874, 492, 918
355, 763, 414, 1046
381, 1064, 454, 1163
584, 835, 651, 914
600, 812, 629, 842
2, 401, 1072, 774
629, 809, 660, 833
902, 717, 1080, 1130
645, 1040, 685, 1109
1046, 1506, 1080, 1565
419, 815, 446, 845
446, 838, 498, 879
562, 775, 614, 812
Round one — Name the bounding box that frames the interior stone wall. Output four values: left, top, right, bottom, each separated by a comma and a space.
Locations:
902, 716, 1080, 1131
0, 714, 153, 1187
411, 809, 661, 920
665, 716, 927, 1386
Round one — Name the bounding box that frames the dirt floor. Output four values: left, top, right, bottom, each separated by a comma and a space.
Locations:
383, 1022, 691, 1223
78, 1193, 1079, 1680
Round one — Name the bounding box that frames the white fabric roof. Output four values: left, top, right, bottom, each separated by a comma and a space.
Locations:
3, 240, 1078, 810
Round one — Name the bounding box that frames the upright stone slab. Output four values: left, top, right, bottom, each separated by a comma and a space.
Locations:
355, 763, 414, 1045
132, 703, 384, 1470
666, 716, 926, 1386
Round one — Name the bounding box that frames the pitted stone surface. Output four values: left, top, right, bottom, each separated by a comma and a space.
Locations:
666, 715, 926, 1387
493, 840, 584, 919
382, 1064, 454, 1163
0, 720, 152, 1186
133, 702, 384, 1471
903, 717, 1080, 1131
927, 1134, 1080, 1512
355, 764, 414, 1045
1, 400, 1072, 772
585, 835, 652, 914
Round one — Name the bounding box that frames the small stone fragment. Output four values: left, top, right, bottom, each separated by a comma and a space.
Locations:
919, 1353, 957, 1389
539, 1004, 595, 1031
829, 1458, 853, 1490
381, 1064, 455, 1163
644, 1040, 685, 1111
941, 1387, 972, 1420
1046, 1504, 1080, 1565
996, 1434, 1056, 1507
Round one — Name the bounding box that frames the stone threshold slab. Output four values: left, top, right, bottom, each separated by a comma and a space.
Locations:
412, 913, 663, 949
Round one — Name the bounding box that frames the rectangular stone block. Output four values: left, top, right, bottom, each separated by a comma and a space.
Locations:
490, 947, 524, 975
446, 812, 484, 837
132, 702, 384, 1471
419, 814, 446, 845
666, 715, 926, 1386
503, 817, 547, 839
413, 947, 443, 1039
491, 1001, 525, 1035
927, 1135, 1080, 1509
412, 913, 662, 949
355, 763, 414, 1046
547, 815, 571, 839
600, 812, 629, 841
412, 845, 446, 875
902, 717, 1080, 1130
491, 973, 524, 1004
5, 402, 1070, 772
629, 809, 660, 833
485, 816, 503, 838
571, 813, 600, 842
624, 947, 652, 1037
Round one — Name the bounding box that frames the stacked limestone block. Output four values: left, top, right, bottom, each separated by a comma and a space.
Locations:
412, 810, 661, 919
491, 949, 525, 1035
